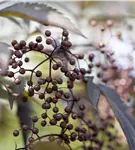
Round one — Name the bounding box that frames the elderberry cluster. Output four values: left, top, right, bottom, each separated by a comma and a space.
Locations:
7, 29, 122, 150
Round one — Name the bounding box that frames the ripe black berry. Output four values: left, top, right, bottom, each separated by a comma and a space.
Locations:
13, 130, 19, 136
32, 128, 39, 134
52, 97, 58, 104
46, 97, 52, 103
41, 120, 47, 127
49, 119, 57, 125
11, 40, 17, 46
60, 66, 68, 73
78, 54, 84, 59
37, 44, 44, 51
88, 53, 95, 61
34, 84, 41, 91
12, 63, 18, 69
22, 124, 28, 131
52, 64, 59, 70
36, 36, 42, 43
42, 103, 51, 109
14, 44, 20, 50
80, 68, 86, 75
46, 88, 53, 94
17, 60, 23, 66
28, 88, 34, 96
27, 80, 33, 86
41, 113, 47, 119
46, 77, 52, 82
45, 30, 51, 37
8, 71, 14, 77
64, 106, 72, 113
24, 57, 29, 62
60, 121, 67, 128
19, 68, 25, 74
46, 38, 52, 45
62, 30, 69, 37
19, 40, 26, 47
36, 70, 42, 77
52, 85, 58, 91
39, 93, 45, 99
29, 41, 34, 49
53, 107, 59, 113
54, 113, 63, 121
67, 124, 73, 130
55, 92, 62, 98
32, 116, 38, 122
69, 59, 75, 65
52, 79, 58, 85
14, 50, 23, 58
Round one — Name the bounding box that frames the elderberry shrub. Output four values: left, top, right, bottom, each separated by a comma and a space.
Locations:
9, 29, 122, 150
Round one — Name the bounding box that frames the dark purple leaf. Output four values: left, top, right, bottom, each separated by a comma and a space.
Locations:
8, 91, 15, 109
98, 84, 135, 150
0, 2, 86, 38
87, 77, 100, 109
7, 76, 26, 109
17, 93, 32, 145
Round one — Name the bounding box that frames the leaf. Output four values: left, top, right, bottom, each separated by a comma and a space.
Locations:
87, 77, 100, 109
3, 16, 22, 28
8, 91, 15, 109
17, 93, 32, 145
31, 141, 68, 150
0, 2, 86, 38
0, 42, 11, 75
8, 76, 26, 94
98, 84, 135, 150
6, 76, 26, 109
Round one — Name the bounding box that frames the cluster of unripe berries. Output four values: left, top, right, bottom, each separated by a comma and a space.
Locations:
7, 29, 121, 150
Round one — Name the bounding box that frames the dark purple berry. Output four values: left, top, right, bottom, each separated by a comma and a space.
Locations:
41, 113, 47, 119
69, 59, 75, 65
36, 70, 42, 77
19, 68, 25, 74
42, 103, 51, 109
14, 44, 20, 50
19, 40, 26, 47
13, 130, 19, 136
62, 30, 69, 37
41, 120, 47, 127
32, 128, 39, 134
45, 30, 51, 37
24, 57, 29, 62
17, 60, 23, 66
32, 116, 38, 122
11, 40, 17, 46
53, 107, 59, 113
36, 36, 42, 43
46, 38, 52, 45
49, 119, 57, 125
34, 84, 40, 91
39, 93, 44, 99
8, 71, 14, 77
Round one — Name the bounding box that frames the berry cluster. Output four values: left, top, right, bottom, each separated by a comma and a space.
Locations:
7, 29, 122, 150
